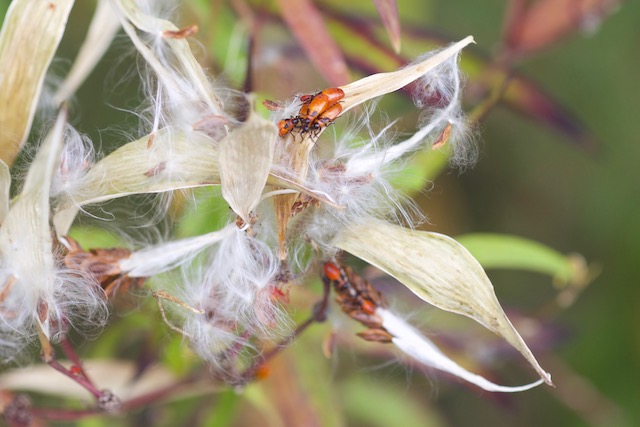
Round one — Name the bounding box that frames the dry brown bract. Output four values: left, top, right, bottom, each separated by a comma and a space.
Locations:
63, 237, 146, 298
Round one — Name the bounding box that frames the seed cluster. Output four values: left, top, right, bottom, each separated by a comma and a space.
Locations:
323, 261, 393, 343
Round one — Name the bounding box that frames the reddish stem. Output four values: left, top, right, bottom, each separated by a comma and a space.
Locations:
30, 407, 101, 422
29, 375, 201, 422
47, 359, 103, 399
59, 336, 93, 383
238, 276, 332, 383
29, 271, 333, 420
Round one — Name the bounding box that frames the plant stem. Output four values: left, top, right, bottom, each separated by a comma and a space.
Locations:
237, 276, 332, 383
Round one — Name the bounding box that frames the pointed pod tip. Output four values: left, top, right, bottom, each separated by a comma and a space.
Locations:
532, 362, 554, 387
392, 39, 401, 54
457, 35, 475, 48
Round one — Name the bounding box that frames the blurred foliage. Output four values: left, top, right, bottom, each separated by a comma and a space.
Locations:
456, 233, 586, 286
1, 0, 639, 426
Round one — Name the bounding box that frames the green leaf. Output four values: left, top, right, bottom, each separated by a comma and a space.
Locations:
202, 388, 240, 427
175, 187, 229, 238
162, 334, 194, 376
389, 143, 452, 193
456, 233, 586, 286
342, 376, 444, 427
67, 226, 124, 249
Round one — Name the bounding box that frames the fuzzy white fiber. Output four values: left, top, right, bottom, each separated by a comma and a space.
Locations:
378, 308, 545, 392
121, 224, 237, 277
50, 125, 96, 200
174, 227, 287, 368
346, 52, 476, 175
0, 114, 107, 362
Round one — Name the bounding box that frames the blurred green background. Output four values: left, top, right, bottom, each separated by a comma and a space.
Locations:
422, 1, 640, 426
2, 0, 640, 426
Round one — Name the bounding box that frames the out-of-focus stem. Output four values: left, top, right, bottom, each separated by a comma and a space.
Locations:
28, 375, 202, 422
468, 68, 513, 125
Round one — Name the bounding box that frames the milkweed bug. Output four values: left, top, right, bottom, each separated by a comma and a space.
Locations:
278, 88, 345, 138
307, 102, 343, 133
323, 260, 345, 282
277, 93, 313, 137
278, 117, 299, 137
299, 87, 345, 124
322, 261, 393, 343
323, 262, 387, 320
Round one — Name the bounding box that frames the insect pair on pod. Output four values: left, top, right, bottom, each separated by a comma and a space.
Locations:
277, 87, 345, 138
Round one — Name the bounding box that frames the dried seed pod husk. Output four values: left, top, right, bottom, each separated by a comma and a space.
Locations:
54, 0, 121, 104
336, 220, 552, 386
0, 0, 74, 165
0, 109, 67, 340
219, 112, 277, 223
53, 128, 220, 237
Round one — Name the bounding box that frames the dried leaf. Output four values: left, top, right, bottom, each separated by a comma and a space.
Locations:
219, 113, 277, 223
0, 0, 74, 165
275, 0, 350, 86
335, 220, 552, 385
54, 0, 121, 104
373, 0, 401, 53
53, 128, 220, 237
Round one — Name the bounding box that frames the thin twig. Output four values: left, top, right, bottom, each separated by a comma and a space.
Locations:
30, 407, 102, 422
468, 67, 513, 124
237, 276, 332, 383
46, 359, 103, 399
59, 336, 93, 384
152, 290, 203, 337
28, 375, 202, 422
